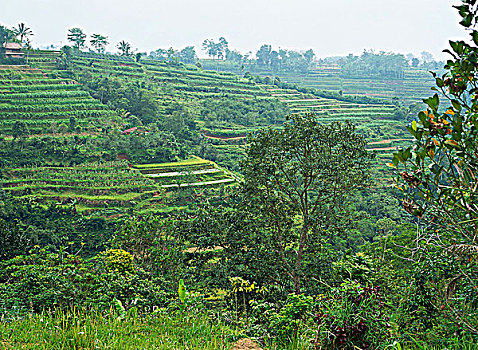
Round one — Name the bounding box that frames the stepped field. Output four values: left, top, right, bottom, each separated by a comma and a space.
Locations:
26, 49, 63, 71
198, 60, 416, 175
256, 84, 413, 174
0, 156, 236, 216
67, 51, 290, 170
0, 50, 243, 216
0, 64, 114, 136
200, 60, 437, 106
0, 49, 409, 216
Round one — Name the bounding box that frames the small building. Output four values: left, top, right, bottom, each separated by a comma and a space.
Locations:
121, 127, 138, 135
1, 43, 24, 59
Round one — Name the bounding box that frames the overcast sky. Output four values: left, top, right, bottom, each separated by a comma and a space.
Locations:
0, 0, 468, 60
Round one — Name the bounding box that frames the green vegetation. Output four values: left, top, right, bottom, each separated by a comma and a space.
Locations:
0, 64, 114, 136
0, 157, 236, 216
201, 50, 442, 106
0, 309, 234, 350
1, 1, 478, 349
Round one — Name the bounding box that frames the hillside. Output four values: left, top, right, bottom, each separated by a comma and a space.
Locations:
0, 52, 240, 216
200, 59, 437, 106
0, 48, 418, 220
0, 63, 113, 136
64, 51, 412, 175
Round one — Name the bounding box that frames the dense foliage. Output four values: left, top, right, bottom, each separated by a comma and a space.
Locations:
1, 2, 478, 349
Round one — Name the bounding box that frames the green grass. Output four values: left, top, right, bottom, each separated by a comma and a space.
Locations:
0, 309, 235, 350
132, 157, 212, 169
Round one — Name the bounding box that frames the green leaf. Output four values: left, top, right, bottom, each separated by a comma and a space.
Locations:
178, 279, 186, 303
412, 120, 418, 131
450, 40, 460, 53
403, 147, 411, 161
435, 77, 444, 88
392, 154, 400, 167
451, 100, 462, 112
461, 14, 473, 27
423, 94, 439, 111
453, 4, 469, 17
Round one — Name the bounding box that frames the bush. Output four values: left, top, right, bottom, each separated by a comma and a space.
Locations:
0, 247, 170, 315
314, 280, 391, 349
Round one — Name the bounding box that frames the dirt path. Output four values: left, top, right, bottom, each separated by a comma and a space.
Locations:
146, 168, 220, 177
368, 138, 413, 145
231, 339, 263, 350
161, 178, 234, 188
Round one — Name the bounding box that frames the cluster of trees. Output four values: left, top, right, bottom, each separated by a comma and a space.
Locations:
405, 51, 444, 69
61, 28, 443, 78
202, 37, 229, 60
255, 45, 315, 72
66, 27, 135, 58
200, 39, 316, 72
339, 50, 409, 78
148, 46, 197, 64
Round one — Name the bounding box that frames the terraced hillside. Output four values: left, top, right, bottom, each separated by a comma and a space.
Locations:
0, 52, 239, 216
68, 52, 290, 169
26, 50, 62, 72
0, 156, 236, 216
200, 60, 436, 106
134, 157, 237, 188
0, 64, 114, 136
272, 66, 435, 106
258, 85, 413, 174
0, 161, 157, 215
1, 49, 408, 215
71, 52, 412, 173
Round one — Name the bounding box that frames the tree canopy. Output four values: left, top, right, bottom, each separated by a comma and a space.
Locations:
67, 27, 86, 50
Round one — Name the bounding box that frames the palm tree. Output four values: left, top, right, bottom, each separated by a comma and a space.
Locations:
90, 34, 109, 53
117, 40, 132, 56
14, 23, 33, 45
0, 25, 14, 47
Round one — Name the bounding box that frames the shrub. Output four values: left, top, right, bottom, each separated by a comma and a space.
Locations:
100, 248, 133, 273
314, 280, 391, 349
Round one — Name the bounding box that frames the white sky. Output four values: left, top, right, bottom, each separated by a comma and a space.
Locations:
0, 0, 468, 60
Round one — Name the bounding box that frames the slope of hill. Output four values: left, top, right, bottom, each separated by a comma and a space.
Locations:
200, 60, 437, 106
0, 52, 239, 216
0, 48, 412, 218
67, 51, 412, 174
0, 64, 113, 136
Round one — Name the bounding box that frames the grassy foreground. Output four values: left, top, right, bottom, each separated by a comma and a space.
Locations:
0, 309, 234, 350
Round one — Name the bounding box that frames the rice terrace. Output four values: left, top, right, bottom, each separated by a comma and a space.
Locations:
0, 0, 477, 349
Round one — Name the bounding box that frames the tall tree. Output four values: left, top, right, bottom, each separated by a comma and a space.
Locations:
202, 39, 219, 59
117, 40, 132, 56
179, 46, 196, 64
303, 49, 315, 64
217, 37, 229, 60
420, 50, 434, 63
90, 34, 109, 53
256, 44, 272, 66
14, 23, 33, 45
166, 47, 177, 62
240, 113, 373, 293
67, 28, 86, 50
